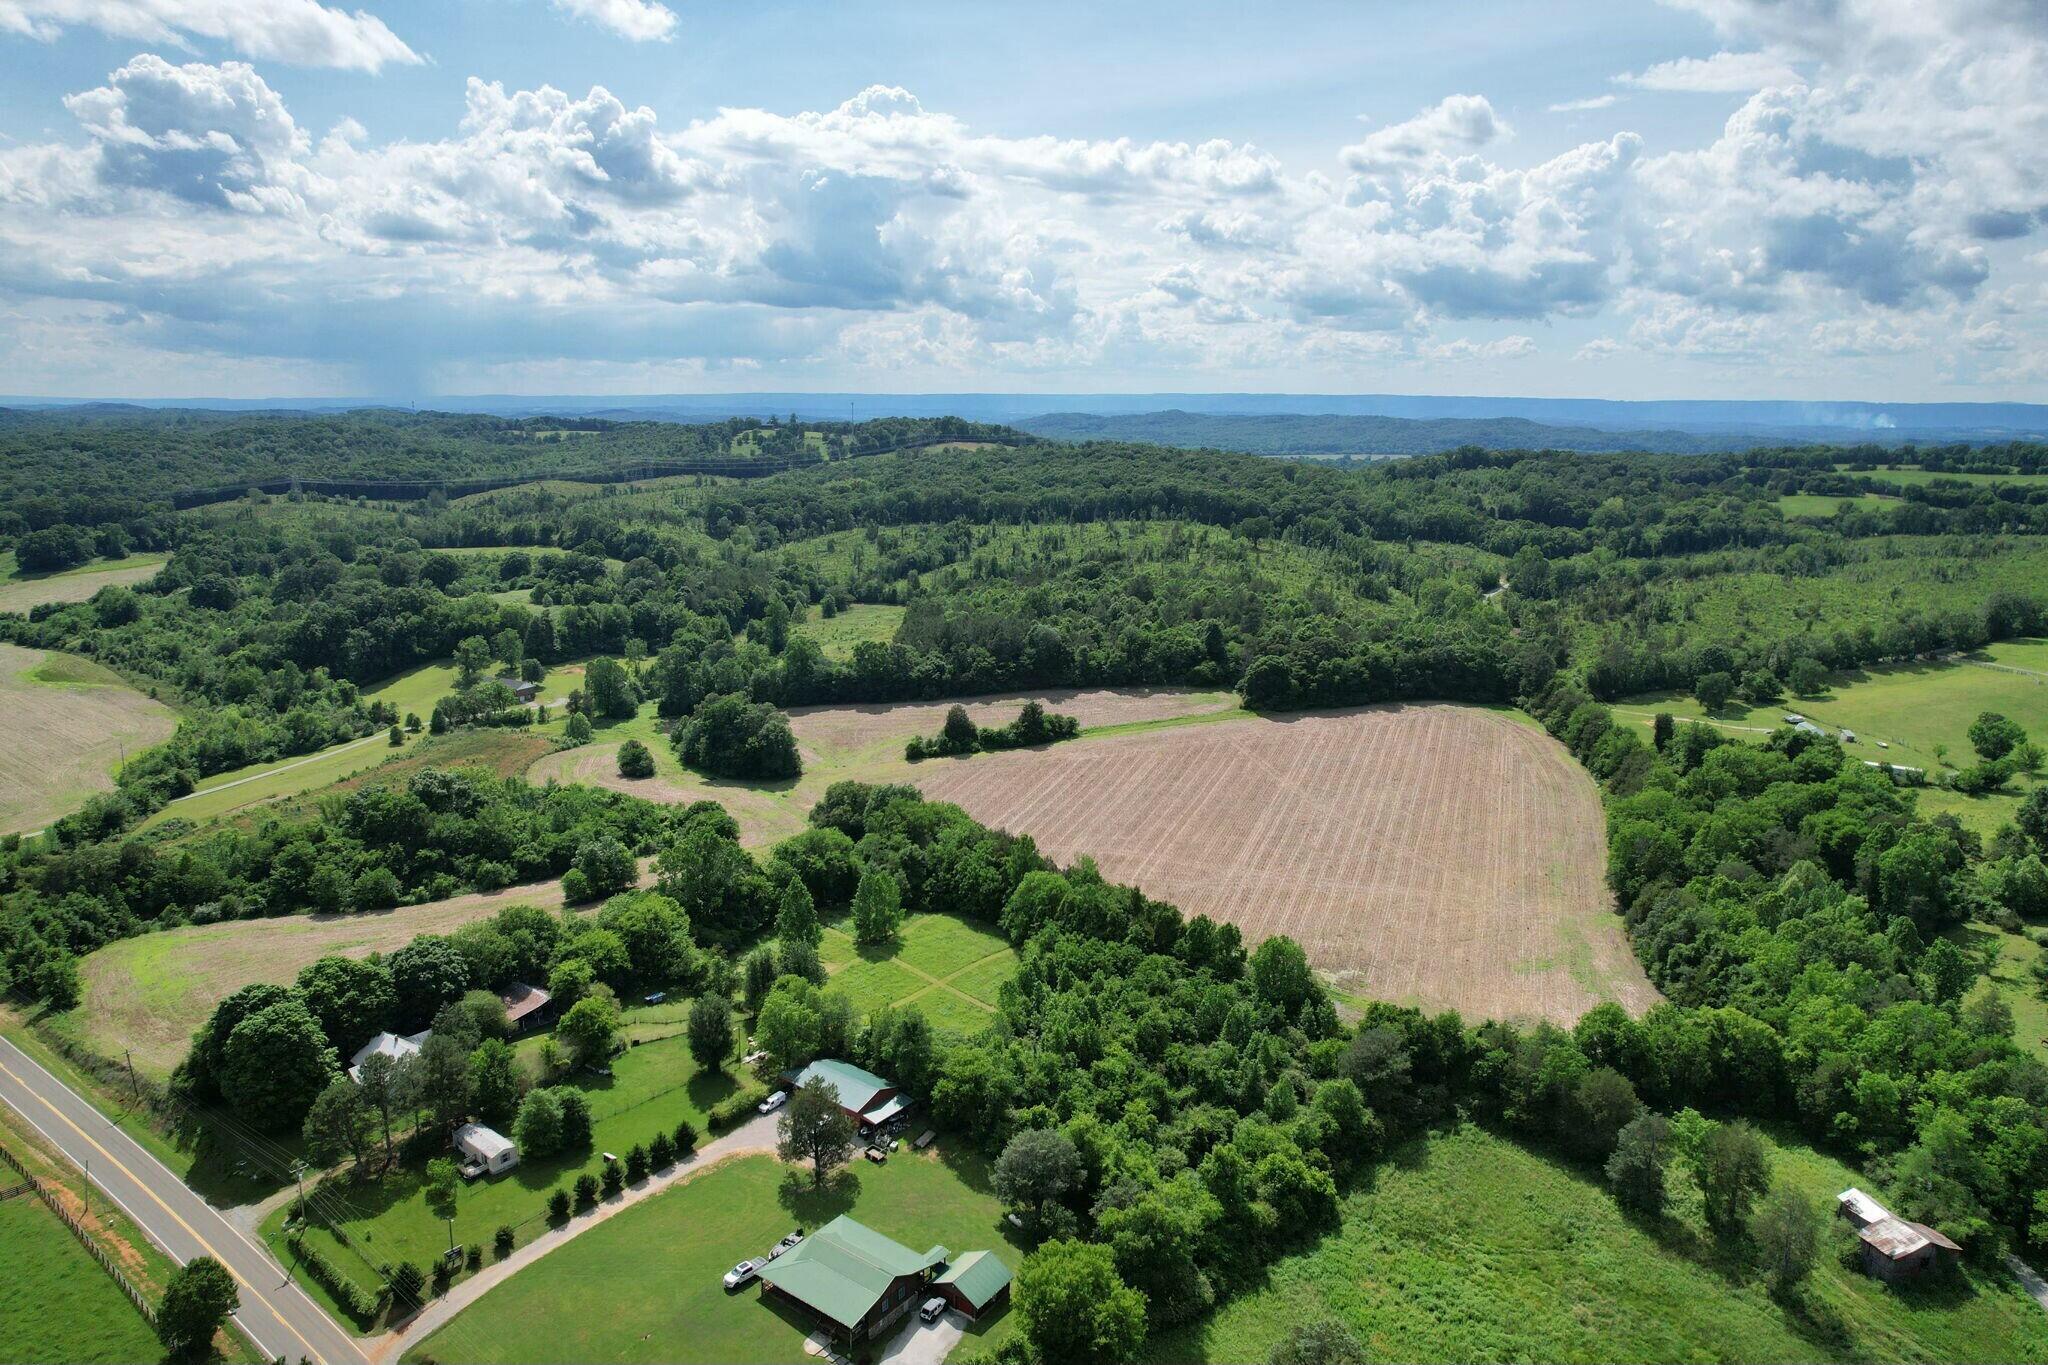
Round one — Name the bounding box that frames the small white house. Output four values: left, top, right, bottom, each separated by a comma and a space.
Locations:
454, 1123, 519, 1179
347, 1030, 429, 1084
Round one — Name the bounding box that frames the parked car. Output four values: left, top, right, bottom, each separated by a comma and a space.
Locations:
757, 1090, 787, 1114
722, 1258, 764, 1291
920, 1297, 948, 1324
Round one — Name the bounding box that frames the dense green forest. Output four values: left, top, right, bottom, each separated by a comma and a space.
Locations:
4, 411, 2048, 1353
1018, 408, 1758, 455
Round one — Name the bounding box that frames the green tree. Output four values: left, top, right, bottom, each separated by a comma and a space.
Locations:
295, 955, 397, 1057
514, 1087, 567, 1159
1698, 1121, 1771, 1235
558, 987, 622, 1064
303, 1075, 375, 1170
1249, 936, 1316, 1017
425, 1156, 461, 1222
584, 657, 640, 719
564, 712, 594, 745
756, 976, 824, 1071
454, 635, 493, 688
687, 993, 735, 1072
573, 835, 638, 901
468, 1038, 523, 1128
1694, 670, 1734, 712
389, 937, 473, 1033
1269, 1319, 1368, 1365
221, 999, 338, 1132
850, 867, 904, 946
775, 876, 822, 949
1786, 657, 1829, 696
1749, 1182, 1820, 1297
993, 1128, 1083, 1242
1016, 1239, 1147, 1365
1970, 711, 2027, 762
1605, 1112, 1672, 1217
777, 1076, 856, 1186
617, 738, 655, 778
158, 1257, 238, 1359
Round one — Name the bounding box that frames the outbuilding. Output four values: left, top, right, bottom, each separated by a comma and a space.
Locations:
1837, 1188, 1960, 1281
500, 982, 555, 1034
934, 1249, 1013, 1320
454, 1123, 519, 1179
753, 1215, 947, 1347
781, 1059, 915, 1133
496, 676, 542, 704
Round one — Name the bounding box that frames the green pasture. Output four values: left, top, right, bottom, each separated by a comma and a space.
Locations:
792, 603, 905, 660
1849, 467, 2048, 489
819, 914, 1013, 1038
1776, 493, 1899, 518
0, 1196, 168, 1365
1147, 1124, 2048, 1364
407, 1148, 1021, 1364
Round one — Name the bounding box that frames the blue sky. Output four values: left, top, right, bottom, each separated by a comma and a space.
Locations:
0, 0, 2042, 400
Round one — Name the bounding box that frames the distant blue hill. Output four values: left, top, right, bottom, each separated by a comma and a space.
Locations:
1015, 410, 1747, 456
6, 392, 2045, 443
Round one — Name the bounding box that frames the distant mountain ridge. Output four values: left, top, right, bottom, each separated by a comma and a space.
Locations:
1015, 410, 1756, 456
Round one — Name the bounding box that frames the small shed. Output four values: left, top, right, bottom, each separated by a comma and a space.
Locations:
500, 982, 555, 1034
454, 1123, 519, 1178
935, 1250, 1012, 1320
1836, 1188, 1959, 1281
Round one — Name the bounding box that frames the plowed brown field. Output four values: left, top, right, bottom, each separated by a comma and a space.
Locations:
915, 703, 1655, 1025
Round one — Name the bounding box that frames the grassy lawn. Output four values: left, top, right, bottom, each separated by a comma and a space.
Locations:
1852, 467, 2048, 489
0, 643, 176, 835
1615, 644, 2048, 834
0, 1196, 169, 1365
265, 1030, 741, 1309
1957, 922, 2048, 1065
1147, 1124, 2048, 1364
792, 604, 906, 661
1777, 493, 1899, 518
818, 915, 1013, 1038
408, 1147, 1022, 1365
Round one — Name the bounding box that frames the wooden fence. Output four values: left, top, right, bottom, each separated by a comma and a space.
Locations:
0, 1138, 159, 1329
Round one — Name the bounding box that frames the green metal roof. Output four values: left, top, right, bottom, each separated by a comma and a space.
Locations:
754, 1216, 944, 1329
787, 1059, 894, 1115
936, 1250, 1012, 1309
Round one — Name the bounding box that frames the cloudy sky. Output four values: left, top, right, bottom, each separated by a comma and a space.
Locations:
0, 0, 2043, 400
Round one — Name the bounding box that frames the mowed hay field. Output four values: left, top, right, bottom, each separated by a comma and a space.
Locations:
529, 686, 1242, 847
0, 552, 167, 615
0, 644, 176, 835
59, 873, 622, 1080
917, 704, 1654, 1025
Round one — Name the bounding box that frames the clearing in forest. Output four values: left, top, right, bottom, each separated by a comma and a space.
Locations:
0, 552, 167, 615
915, 703, 1654, 1026
0, 644, 176, 836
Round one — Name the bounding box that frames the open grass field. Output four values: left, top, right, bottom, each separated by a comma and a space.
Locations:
1615, 640, 2048, 835
146, 728, 554, 832
57, 874, 600, 1081
1146, 1124, 2048, 1365
1958, 922, 2048, 1065
1851, 467, 2048, 489
0, 551, 168, 615
527, 687, 1241, 848
790, 603, 905, 660
916, 703, 1651, 1026
407, 1147, 1022, 1365
0, 1195, 169, 1365
0, 643, 176, 835
819, 914, 1014, 1037
1777, 493, 1900, 518
265, 1026, 744, 1313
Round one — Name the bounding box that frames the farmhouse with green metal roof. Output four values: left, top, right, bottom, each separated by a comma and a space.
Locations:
782, 1058, 915, 1128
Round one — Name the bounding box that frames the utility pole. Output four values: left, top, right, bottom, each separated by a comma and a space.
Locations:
124, 1049, 139, 1107
82, 1154, 89, 1219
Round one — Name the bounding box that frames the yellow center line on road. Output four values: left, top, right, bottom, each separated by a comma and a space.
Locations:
0, 1050, 333, 1365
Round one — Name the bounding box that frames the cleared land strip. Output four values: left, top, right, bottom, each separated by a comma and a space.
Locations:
915, 703, 1657, 1026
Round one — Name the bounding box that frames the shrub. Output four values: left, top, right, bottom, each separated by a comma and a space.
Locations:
626, 1144, 649, 1183
547, 1189, 571, 1223
494, 1225, 515, 1258
466, 1243, 482, 1271
601, 1159, 624, 1198
390, 1261, 426, 1308
706, 1089, 765, 1133
618, 739, 656, 779
286, 1230, 382, 1324
650, 1131, 677, 1168
674, 1118, 699, 1153
575, 1172, 600, 1208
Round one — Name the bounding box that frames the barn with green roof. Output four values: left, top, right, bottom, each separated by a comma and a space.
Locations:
752, 1215, 1009, 1346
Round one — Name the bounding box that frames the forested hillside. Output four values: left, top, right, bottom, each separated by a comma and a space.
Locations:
1018, 409, 1743, 455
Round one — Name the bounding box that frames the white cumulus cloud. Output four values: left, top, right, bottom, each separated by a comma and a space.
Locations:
550, 0, 676, 43
0, 0, 418, 70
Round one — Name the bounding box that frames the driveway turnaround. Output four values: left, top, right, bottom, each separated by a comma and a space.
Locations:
0, 1035, 369, 1365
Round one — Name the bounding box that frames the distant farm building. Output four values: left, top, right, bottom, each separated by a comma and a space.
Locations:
500, 982, 554, 1034
1837, 1188, 1960, 1281
454, 1123, 519, 1179
783, 1059, 915, 1132
347, 1029, 428, 1083
496, 676, 542, 703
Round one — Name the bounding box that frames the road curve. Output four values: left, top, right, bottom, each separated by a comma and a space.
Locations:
0, 1035, 368, 1365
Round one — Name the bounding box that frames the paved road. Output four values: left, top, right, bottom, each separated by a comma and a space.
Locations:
0, 1036, 368, 1365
